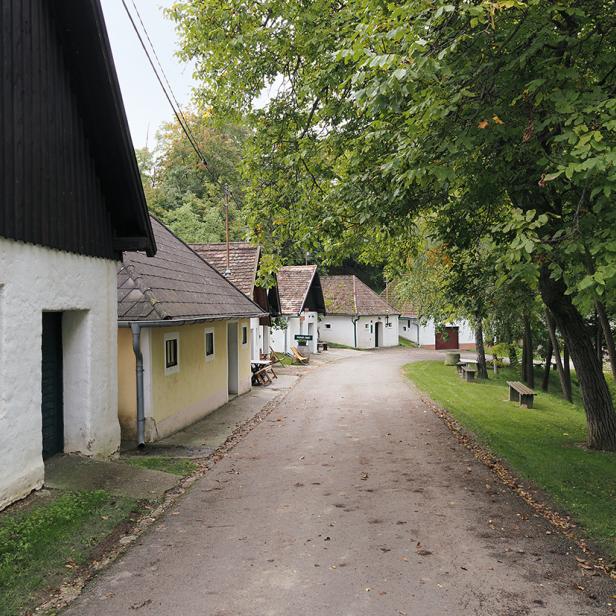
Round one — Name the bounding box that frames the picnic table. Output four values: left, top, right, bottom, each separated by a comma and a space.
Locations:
251, 359, 277, 386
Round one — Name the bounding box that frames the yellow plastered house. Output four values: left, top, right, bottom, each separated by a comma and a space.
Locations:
116, 217, 266, 444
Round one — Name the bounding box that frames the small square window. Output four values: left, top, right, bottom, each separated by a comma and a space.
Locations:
164, 333, 180, 375
325, 323, 331, 329
242, 326, 248, 345
205, 329, 215, 361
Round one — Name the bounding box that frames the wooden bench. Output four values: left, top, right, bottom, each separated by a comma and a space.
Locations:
291, 346, 309, 365
507, 381, 535, 408
460, 364, 477, 382
456, 361, 465, 376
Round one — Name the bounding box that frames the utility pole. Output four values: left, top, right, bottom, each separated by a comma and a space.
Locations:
224, 184, 230, 277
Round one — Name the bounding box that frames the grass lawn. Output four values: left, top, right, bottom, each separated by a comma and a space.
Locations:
0, 490, 136, 616
123, 456, 198, 476
276, 353, 295, 367
399, 337, 418, 348
404, 361, 616, 560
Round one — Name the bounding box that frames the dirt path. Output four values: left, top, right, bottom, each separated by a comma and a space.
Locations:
63, 348, 614, 615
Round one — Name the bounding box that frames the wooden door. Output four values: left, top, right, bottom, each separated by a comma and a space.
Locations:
435, 326, 459, 350
41, 312, 63, 459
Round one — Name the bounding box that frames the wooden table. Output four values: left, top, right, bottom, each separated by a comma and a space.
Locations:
251, 360, 276, 386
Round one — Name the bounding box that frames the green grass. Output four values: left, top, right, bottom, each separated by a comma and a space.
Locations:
0, 490, 135, 616
404, 361, 616, 559
276, 354, 294, 366
399, 337, 418, 348
123, 456, 198, 476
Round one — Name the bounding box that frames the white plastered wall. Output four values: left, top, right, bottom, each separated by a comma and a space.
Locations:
271, 312, 320, 354
0, 237, 119, 510
407, 318, 475, 347
319, 315, 399, 349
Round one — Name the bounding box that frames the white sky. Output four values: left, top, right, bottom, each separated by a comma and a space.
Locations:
100, 0, 195, 149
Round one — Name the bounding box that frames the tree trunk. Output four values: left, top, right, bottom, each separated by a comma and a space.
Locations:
539, 266, 616, 450
596, 300, 616, 380
522, 312, 534, 388
542, 338, 553, 392
563, 342, 572, 395
474, 317, 488, 379
521, 334, 527, 381
595, 311, 602, 364
508, 343, 518, 368
583, 250, 616, 379
545, 308, 572, 402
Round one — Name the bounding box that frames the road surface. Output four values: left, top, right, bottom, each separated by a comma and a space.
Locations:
64, 348, 614, 615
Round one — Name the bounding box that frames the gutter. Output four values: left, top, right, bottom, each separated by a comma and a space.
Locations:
352, 315, 360, 348
118, 313, 266, 328
130, 323, 146, 447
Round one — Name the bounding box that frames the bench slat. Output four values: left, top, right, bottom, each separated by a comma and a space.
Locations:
507, 381, 535, 395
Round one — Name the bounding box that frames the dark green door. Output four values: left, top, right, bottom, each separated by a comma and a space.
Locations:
41, 312, 63, 459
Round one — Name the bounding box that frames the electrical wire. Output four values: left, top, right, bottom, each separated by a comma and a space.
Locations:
120, 0, 243, 209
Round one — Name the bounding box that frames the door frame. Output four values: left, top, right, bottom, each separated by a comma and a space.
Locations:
227, 321, 239, 395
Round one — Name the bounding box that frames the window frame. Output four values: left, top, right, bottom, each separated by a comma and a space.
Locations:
241, 325, 248, 346
204, 327, 215, 362
164, 332, 180, 375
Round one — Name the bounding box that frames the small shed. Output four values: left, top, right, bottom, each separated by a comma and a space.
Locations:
381, 281, 475, 350
117, 220, 266, 444
320, 276, 399, 349
270, 265, 326, 354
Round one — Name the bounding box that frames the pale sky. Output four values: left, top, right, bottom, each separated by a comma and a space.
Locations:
100, 0, 195, 149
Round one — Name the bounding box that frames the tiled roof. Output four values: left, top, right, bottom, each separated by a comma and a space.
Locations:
117, 218, 266, 322
380, 281, 417, 317
277, 265, 320, 315
189, 242, 260, 297
322, 275, 399, 316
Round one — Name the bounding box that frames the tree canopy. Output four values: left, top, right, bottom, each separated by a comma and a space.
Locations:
169, 0, 616, 449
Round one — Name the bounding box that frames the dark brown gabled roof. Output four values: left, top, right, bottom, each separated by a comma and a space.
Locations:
117, 218, 266, 323
322, 275, 399, 316
189, 242, 260, 297
277, 265, 325, 315
1, 0, 155, 258
380, 281, 417, 318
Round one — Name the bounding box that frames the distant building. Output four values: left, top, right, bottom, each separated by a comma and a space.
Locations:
270, 266, 326, 354
320, 276, 400, 349
382, 282, 475, 350
117, 220, 266, 444
0, 0, 155, 509
190, 242, 280, 360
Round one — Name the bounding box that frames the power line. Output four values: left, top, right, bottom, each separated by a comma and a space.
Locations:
128, 0, 200, 154
120, 0, 244, 211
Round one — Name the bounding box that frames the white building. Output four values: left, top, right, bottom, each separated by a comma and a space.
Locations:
190, 242, 280, 361
319, 276, 400, 349
0, 1, 155, 510
270, 265, 326, 355
382, 283, 475, 350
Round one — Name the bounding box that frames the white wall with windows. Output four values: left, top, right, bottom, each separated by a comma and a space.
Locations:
319, 314, 399, 349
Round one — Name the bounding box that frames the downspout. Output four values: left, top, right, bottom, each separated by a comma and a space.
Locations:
352, 316, 360, 348
130, 323, 146, 448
